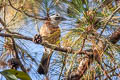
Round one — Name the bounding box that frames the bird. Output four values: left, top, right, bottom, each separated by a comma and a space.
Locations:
33, 14, 66, 75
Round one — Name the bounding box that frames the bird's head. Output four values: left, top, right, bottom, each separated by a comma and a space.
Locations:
50, 14, 66, 26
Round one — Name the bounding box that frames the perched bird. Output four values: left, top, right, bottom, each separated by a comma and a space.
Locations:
33, 14, 66, 75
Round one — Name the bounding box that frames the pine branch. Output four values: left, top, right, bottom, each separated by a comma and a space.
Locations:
0, 17, 22, 35
67, 56, 92, 80
8, 0, 48, 21
99, 6, 120, 37
11, 38, 27, 73
0, 33, 91, 55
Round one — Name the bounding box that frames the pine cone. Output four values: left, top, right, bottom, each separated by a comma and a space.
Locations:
33, 34, 42, 44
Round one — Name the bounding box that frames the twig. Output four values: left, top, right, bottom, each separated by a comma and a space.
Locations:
58, 53, 67, 80
11, 38, 27, 73
8, 0, 47, 21
0, 27, 4, 32
99, 6, 120, 38
97, 62, 112, 80
67, 56, 92, 80
95, 67, 117, 79
78, 35, 87, 53
0, 33, 32, 41
0, 17, 22, 35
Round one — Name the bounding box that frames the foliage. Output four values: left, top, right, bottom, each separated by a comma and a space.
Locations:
0, 69, 31, 80
0, 0, 120, 80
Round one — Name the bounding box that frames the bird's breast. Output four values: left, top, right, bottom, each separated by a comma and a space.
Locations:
39, 23, 60, 44
40, 24, 60, 36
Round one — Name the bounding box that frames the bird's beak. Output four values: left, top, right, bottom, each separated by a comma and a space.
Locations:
61, 17, 67, 21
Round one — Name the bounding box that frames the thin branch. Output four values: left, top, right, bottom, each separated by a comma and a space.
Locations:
0, 27, 4, 32
0, 33, 32, 41
97, 60, 112, 80
78, 35, 87, 53
95, 67, 118, 79
0, 17, 22, 35
58, 53, 67, 80
99, 6, 120, 38
8, 0, 48, 21
67, 56, 92, 80
11, 38, 27, 73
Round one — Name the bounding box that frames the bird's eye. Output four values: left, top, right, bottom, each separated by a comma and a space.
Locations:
56, 14, 59, 16
55, 17, 61, 20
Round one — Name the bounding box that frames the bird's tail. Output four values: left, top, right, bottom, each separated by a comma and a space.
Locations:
37, 49, 53, 75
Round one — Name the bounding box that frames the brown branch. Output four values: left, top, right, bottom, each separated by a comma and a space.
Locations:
0, 33, 92, 55
0, 27, 4, 32
97, 61, 112, 80
0, 17, 22, 35
78, 35, 87, 53
8, 0, 47, 21
95, 67, 118, 79
67, 56, 92, 80
0, 17, 6, 27
11, 38, 27, 73
99, 6, 120, 37
0, 33, 32, 41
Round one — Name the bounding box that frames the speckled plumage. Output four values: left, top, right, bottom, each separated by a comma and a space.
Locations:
39, 21, 60, 45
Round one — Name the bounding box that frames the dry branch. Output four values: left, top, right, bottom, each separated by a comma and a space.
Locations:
0, 17, 22, 35
0, 33, 91, 55
8, 0, 47, 21
67, 56, 92, 80
99, 6, 120, 37
11, 38, 27, 73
